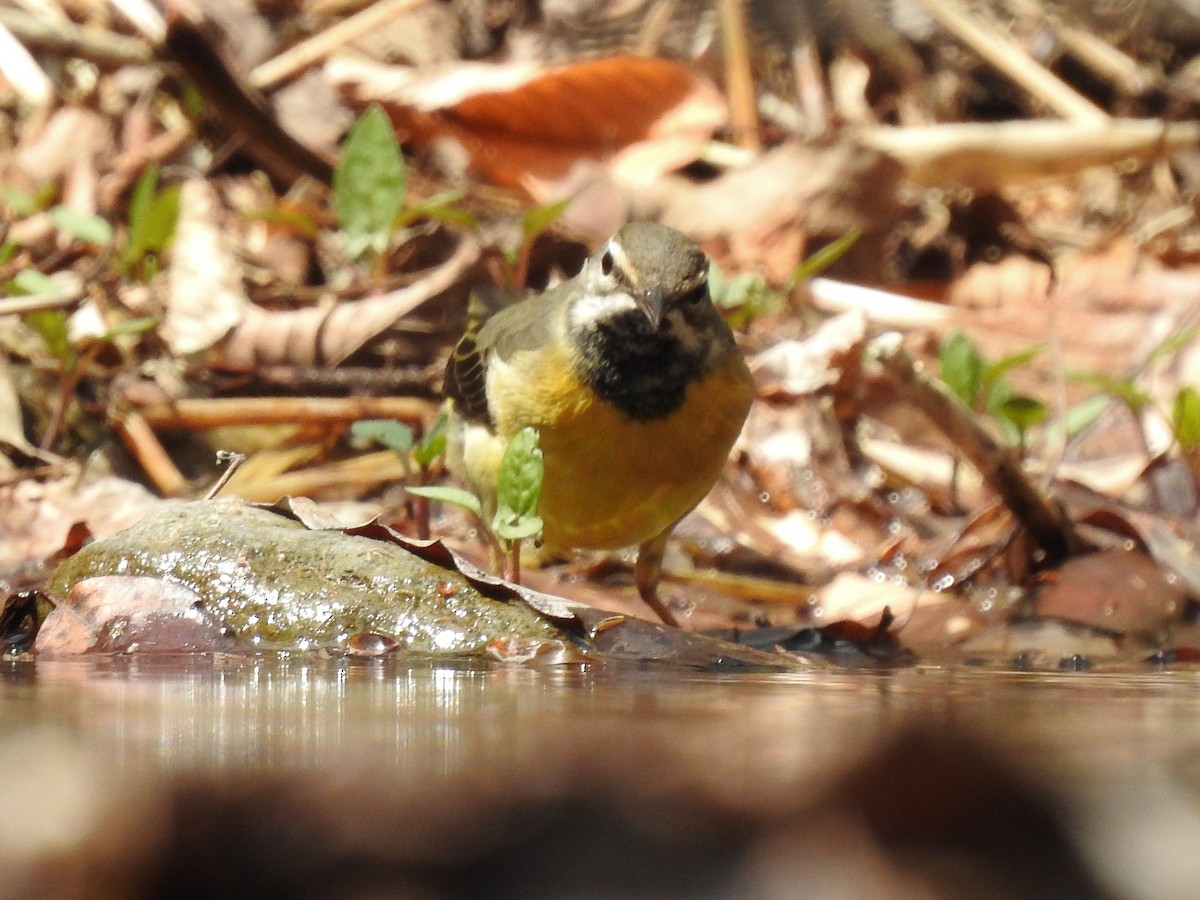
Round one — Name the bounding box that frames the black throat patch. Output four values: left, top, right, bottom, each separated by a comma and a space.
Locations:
574, 310, 709, 421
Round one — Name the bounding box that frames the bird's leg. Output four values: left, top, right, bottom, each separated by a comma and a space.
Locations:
635, 530, 680, 628
504, 539, 522, 584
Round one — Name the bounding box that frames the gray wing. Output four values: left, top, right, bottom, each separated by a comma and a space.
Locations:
443, 282, 569, 427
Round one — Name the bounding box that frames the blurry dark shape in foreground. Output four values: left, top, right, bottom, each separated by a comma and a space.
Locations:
36, 727, 1098, 900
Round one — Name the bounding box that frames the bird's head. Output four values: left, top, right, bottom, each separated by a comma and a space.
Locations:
569, 222, 711, 332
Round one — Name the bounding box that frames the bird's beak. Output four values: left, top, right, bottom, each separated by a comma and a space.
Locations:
634, 286, 665, 327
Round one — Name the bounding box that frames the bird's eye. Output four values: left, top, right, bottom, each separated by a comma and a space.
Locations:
600, 250, 614, 275
679, 284, 707, 304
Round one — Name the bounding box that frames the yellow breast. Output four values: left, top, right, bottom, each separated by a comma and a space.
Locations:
468, 339, 753, 551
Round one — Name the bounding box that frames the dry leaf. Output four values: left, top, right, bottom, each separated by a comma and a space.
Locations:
36, 575, 238, 655
810, 571, 945, 626
751, 311, 866, 397
219, 235, 479, 367
330, 55, 726, 199
163, 179, 250, 355
1033, 549, 1186, 637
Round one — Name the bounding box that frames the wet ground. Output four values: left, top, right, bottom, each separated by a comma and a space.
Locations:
2, 658, 1199, 898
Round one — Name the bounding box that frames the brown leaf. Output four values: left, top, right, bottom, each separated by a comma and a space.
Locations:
335, 56, 725, 198
163, 178, 249, 354
35, 575, 240, 655
1033, 549, 1186, 637
218, 235, 479, 367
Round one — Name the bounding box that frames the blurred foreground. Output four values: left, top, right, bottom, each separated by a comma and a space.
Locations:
2, 657, 1198, 899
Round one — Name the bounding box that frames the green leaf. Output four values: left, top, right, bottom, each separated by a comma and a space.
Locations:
984, 376, 1015, 416
993, 394, 1047, 434
333, 104, 406, 259
406, 485, 483, 517
707, 262, 781, 326
983, 343, 1044, 395
3, 185, 38, 217
350, 419, 414, 454
399, 189, 478, 230
1069, 370, 1148, 413
413, 410, 449, 468
24, 309, 74, 366
1172, 386, 1200, 451
521, 198, 570, 242
492, 426, 544, 542
143, 186, 181, 253
122, 165, 179, 274
1148, 327, 1199, 368
8, 269, 57, 296
49, 205, 113, 246
787, 228, 861, 287
939, 330, 984, 407
100, 316, 159, 340
1060, 394, 1110, 439
124, 164, 159, 257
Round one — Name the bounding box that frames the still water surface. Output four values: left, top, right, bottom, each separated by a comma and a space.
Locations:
2, 657, 1198, 777
3, 658, 1200, 897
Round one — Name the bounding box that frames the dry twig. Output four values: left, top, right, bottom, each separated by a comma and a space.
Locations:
868, 334, 1075, 563
916, 0, 1106, 121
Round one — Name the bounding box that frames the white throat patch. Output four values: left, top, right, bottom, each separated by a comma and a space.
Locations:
568, 290, 638, 330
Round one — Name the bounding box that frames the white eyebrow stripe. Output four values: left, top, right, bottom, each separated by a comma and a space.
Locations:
607, 239, 638, 286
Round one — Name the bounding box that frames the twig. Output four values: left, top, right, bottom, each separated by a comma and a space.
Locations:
807, 277, 951, 329
162, 11, 334, 188
0, 8, 152, 67
249, 0, 427, 91
0, 287, 84, 317
113, 411, 190, 496
1001, 0, 1155, 94
107, 0, 165, 43
0, 15, 53, 106
226, 452, 410, 501
127, 396, 433, 429
915, 0, 1106, 121
634, 0, 680, 57
205, 451, 246, 499
868, 333, 1075, 563
791, 31, 829, 137
859, 118, 1200, 188
716, 0, 760, 149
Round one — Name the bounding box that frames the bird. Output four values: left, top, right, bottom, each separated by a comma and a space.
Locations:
443, 221, 754, 627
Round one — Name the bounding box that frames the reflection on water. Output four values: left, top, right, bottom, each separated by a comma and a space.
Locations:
3, 657, 1200, 782
3, 658, 1200, 898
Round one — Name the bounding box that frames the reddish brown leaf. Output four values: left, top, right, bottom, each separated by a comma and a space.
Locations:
1033, 549, 1186, 637
340, 56, 725, 198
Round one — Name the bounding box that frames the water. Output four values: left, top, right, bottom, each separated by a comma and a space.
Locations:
3, 657, 1199, 898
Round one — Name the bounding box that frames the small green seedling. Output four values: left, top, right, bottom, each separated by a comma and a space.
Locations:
491, 426, 544, 542
708, 262, 780, 329
786, 228, 861, 289
1172, 385, 1200, 453
1068, 327, 1200, 506
49, 205, 112, 246
333, 103, 406, 261
351, 418, 414, 456
408, 426, 544, 582
121, 163, 180, 279
939, 329, 1046, 448
710, 228, 861, 329
332, 105, 477, 266
503, 198, 570, 288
